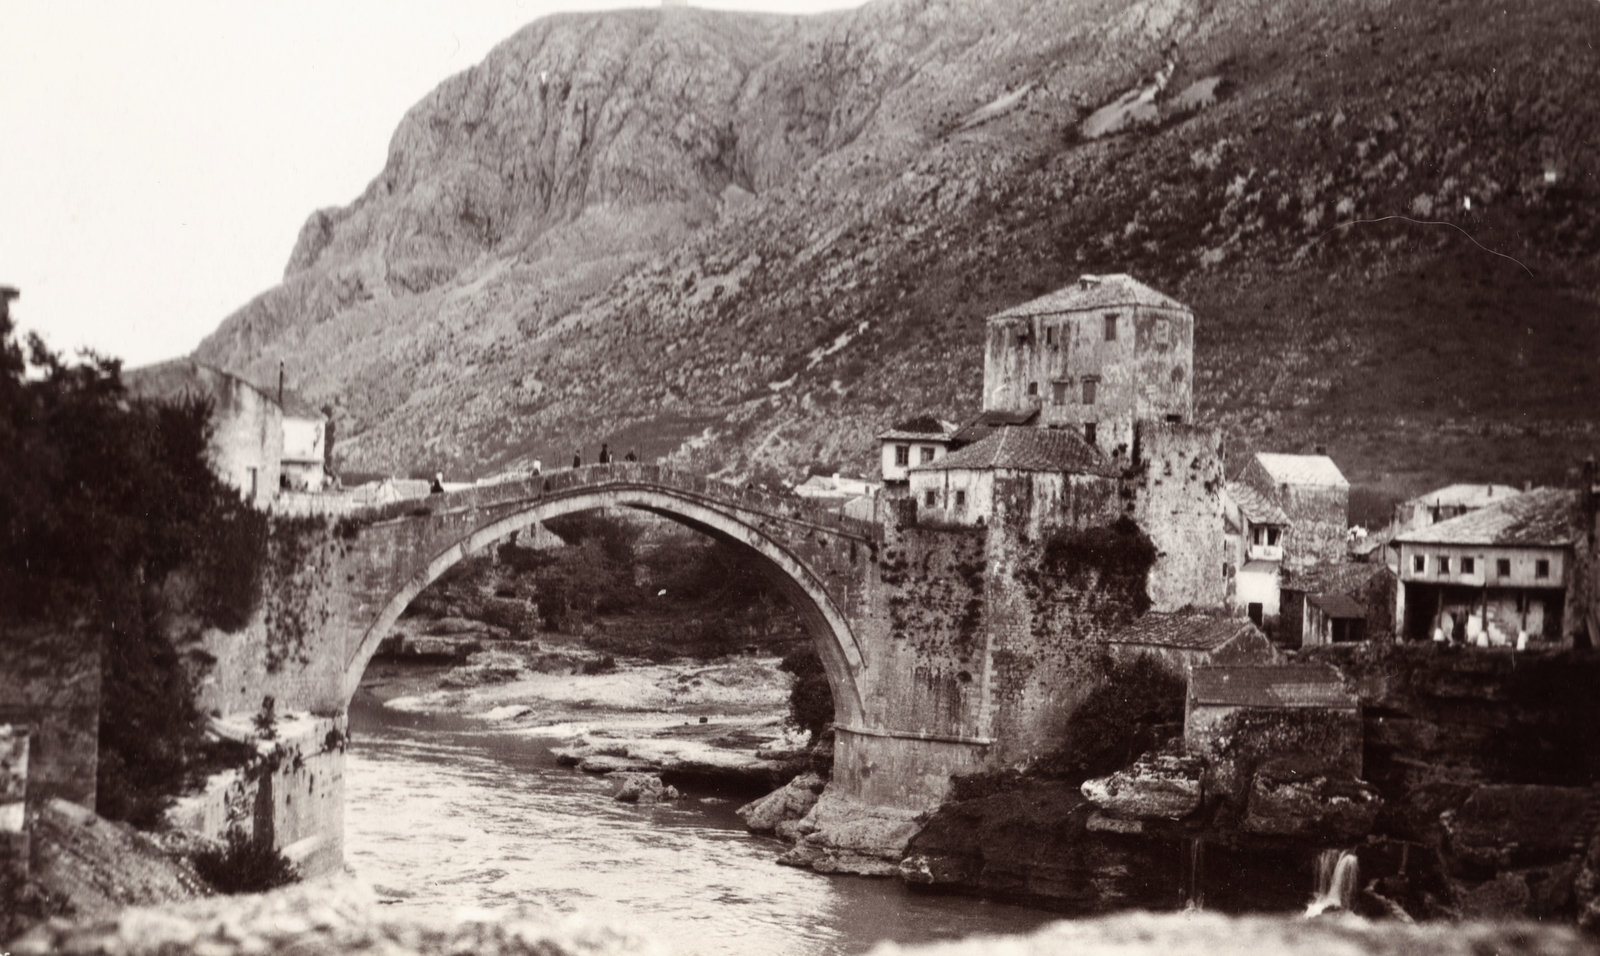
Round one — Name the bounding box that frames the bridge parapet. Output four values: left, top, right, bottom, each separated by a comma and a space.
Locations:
340, 463, 879, 541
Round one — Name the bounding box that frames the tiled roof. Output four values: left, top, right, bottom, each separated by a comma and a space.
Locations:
879, 419, 960, 442
1403, 483, 1521, 510
125, 358, 324, 417
1226, 481, 1290, 526
988, 274, 1188, 318
1254, 453, 1349, 488
913, 426, 1117, 476
951, 409, 1038, 445
1281, 561, 1384, 597
1189, 664, 1356, 709
1307, 592, 1366, 619
1107, 611, 1264, 651
1394, 487, 1576, 547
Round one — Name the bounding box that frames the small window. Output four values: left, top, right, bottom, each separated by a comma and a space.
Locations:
1252, 527, 1264, 546
1461, 557, 1476, 574
919, 447, 935, 464
1027, 381, 1039, 397
1104, 313, 1118, 341
1536, 558, 1550, 579
1267, 527, 1281, 546
1497, 558, 1511, 576
895, 445, 910, 467
1084, 422, 1097, 445
1052, 380, 1069, 405
1437, 556, 1450, 575
955, 490, 967, 508
1045, 326, 1055, 346
924, 489, 937, 507
1082, 377, 1098, 405
1412, 555, 1426, 574
1154, 319, 1170, 344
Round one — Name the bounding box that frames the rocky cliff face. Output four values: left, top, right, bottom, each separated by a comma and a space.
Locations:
195, 0, 1600, 490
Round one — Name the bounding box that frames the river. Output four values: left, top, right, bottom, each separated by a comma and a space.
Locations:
344, 692, 1061, 956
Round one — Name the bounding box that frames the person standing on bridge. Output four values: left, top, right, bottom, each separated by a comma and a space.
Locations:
573, 450, 582, 469
624, 449, 637, 462
600, 443, 612, 465
429, 472, 445, 494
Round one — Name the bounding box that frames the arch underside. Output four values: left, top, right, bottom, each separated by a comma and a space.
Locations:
343, 487, 868, 729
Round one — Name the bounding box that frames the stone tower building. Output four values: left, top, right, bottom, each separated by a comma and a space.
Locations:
982, 274, 1194, 460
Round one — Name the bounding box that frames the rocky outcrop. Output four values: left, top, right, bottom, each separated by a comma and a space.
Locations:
776, 789, 923, 877
1081, 753, 1202, 822
1241, 761, 1381, 843
736, 772, 824, 837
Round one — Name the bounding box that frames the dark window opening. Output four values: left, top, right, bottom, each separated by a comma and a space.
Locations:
924, 489, 937, 507
1248, 603, 1264, 627
1045, 326, 1055, 346
1267, 527, 1281, 546
955, 490, 966, 507
1437, 556, 1450, 575
919, 447, 935, 464
1166, 413, 1183, 423
1461, 557, 1476, 574
1052, 380, 1069, 404
1413, 555, 1426, 573
894, 445, 909, 467
1104, 313, 1118, 341
1027, 381, 1039, 397
1252, 527, 1264, 546
1082, 377, 1098, 405
1084, 422, 1097, 445
1536, 558, 1550, 579
1497, 558, 1511, 576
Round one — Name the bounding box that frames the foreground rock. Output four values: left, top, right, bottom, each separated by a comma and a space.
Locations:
1242, 761, 1381, 843
777, 790, 924, 877
16, 876, 1595, 956
610, 773, 679, 805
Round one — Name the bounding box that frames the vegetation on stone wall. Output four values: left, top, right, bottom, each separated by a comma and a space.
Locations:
192, 828, 299, 894
0, 315, 267, 825
1025, 516, 1159, 629
1033, 654, 1187, 779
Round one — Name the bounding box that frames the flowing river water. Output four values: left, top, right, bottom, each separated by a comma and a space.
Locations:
344, 692, 1061, 956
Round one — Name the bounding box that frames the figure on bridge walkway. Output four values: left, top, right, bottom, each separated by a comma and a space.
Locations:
600, 443, 612, 465
625, 449, 637, 462
573, 450, 582, 469
429, 472, 445, 495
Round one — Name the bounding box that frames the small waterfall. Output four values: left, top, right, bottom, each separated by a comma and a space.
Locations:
1182, 837, 1205, 911
1305, 849, 1359, 917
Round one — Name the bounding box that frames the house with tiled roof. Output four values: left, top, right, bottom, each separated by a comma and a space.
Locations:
1185, 663, 1364, 786
1236, 451, 1351, 573
878, 417, 960, 483
1392, 486, 1580, 646
1394, 483, 1522, 534
981, 273, 1194, 459
1103, 610, 1279, 672
1223, 480, 1292, 629
907, 425, 1118, 530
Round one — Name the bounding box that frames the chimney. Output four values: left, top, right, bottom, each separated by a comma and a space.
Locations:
278, 361, 285, 408
1524, 480, 1533, 492
1314, 444, 1328, 456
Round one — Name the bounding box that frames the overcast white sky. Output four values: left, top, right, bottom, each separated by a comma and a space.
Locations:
0, 1, 866, 369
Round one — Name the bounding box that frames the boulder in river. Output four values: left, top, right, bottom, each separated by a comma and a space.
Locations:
736, 773, 825, 836
611, 773, 678, 805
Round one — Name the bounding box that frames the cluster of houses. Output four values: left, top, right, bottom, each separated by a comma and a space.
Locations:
873, 273, 1593, 653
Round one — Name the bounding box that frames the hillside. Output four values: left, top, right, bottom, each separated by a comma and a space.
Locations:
193, 0, 1600, 509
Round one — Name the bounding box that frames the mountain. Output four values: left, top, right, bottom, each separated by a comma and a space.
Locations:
193, 0, 1600, 516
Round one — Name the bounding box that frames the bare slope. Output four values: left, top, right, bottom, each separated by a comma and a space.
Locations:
195, 0, 1600, 497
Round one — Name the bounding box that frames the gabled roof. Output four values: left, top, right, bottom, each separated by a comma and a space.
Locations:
1282, 560, 1385, 598
125, 358, 324, 418
1254, 453, 1349, 488
879, 418, 960, 442
1226, 481, 1290, 526
1189, 664, 1356, 709
951, 408, 1039, 445
1403, 483, 1521, 510
912, 426, 1117, 476
1108, 611, 1265, 652
988, 274, 1189, 319
1308, 593, 1366, 619
1393, 487, 1576, 548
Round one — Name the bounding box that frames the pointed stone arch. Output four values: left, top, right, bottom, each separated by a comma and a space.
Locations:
341, 486, 868, 729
